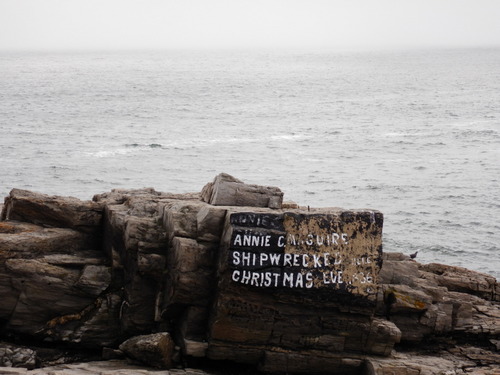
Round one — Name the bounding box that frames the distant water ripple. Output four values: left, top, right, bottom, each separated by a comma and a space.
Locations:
0, 49, 499, 278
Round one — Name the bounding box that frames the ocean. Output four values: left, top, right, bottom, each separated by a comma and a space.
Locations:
0, 48, 499, 279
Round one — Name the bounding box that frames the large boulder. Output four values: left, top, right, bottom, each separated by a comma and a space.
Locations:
206, 208, 391, 373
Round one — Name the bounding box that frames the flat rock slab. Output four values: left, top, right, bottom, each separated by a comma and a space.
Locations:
201, 173, 283, 208
365, 349, 500, 375
219, 209, 383, 299
208, 208, 388, 363
1, 189, 103, 234
0, 360, 218, 374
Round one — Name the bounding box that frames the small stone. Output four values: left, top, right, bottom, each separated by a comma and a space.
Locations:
119, 332, 175, 369
200, 173, 284, 208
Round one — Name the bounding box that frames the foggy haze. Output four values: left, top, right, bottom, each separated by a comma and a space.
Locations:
1, 0, 500, 51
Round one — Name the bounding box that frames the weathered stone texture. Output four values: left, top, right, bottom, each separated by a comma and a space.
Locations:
94, 188, 178, 336
159, 201, 226, 359
0, 342, 36, 369
0, 360, 224, 374
420, 262, 498, 301
0, 176, 499, 375
0, 220, 110, 338
365, 348, 500, 375
1, 189, 103, 237
119, 332, 175, 369
207, 208, 389, 369
165, 237, 215, 307
0, 189, 110, 342
259, 350, 364, 374
376, 252, 500, 344
201, 173, 283, 208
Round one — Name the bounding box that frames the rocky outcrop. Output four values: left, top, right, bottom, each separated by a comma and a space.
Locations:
0, 175, 498, 374
0, 197, 111, 344
377, 252, 499, 344
0, 189, 103, 238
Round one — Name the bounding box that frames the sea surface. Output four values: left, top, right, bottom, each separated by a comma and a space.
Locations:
0, 48, 499, 279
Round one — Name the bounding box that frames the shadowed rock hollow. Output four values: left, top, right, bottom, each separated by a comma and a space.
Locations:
0, 174, 498, 374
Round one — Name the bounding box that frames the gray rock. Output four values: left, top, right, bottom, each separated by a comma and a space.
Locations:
1, 189, 103, 237
97, 190, 172, 336
376, 253, 500, 344
0, 218, 110, 340
74, 265, 112, 296
164, 237, 216, 307
200, 173, 283, 208
420, 262, 498, 301
0, 342, 36, 369
162, 201, 205, 240
119, 332, 174, 369
0, 180, 499, 375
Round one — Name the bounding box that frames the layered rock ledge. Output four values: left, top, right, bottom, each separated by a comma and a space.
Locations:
0, 174, 498, 375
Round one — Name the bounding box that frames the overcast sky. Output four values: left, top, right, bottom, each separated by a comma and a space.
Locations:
1, 0, 500, 51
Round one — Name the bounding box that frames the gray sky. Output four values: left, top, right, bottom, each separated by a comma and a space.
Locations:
1, 0, 500, 51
